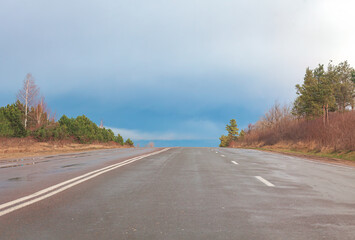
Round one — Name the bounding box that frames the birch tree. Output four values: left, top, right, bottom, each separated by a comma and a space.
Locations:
17, 73, 39, 129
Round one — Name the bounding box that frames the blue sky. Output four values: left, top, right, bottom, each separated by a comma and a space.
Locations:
1, 0, 354, 147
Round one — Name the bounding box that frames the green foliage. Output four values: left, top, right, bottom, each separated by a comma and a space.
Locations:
293, 66, 336, 117
125, 138, 134, 146
293, 61, 355, 117
239, 130, 245, 138
219, 119, 240, 147
226, 119, 239, 140
115, 134, 124, 145
2, 80, 130, 146
0, 103, 27, 137
57, 115, 127, 144
328, 61, 355, 111
33, 124, 68, 141
219, 135, 229, 147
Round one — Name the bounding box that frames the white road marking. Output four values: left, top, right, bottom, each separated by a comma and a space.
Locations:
0, 148, 170, 217
231, 161, 238, 165
255, 176, 275, 187
215, 152, 218, 153
221, 155, 225, 157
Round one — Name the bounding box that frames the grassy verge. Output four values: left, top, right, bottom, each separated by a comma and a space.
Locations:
0, 137, 130, 160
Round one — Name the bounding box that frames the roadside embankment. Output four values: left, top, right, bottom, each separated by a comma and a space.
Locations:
0, 137, 131, 160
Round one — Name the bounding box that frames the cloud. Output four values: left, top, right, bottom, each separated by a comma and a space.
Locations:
107, 127, 196, 141
1, 0, 355, 147
106, 119, 222, 141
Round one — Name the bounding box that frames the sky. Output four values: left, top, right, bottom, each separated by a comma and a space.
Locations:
1, 0, 355, 147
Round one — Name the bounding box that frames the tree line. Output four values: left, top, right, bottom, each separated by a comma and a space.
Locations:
0, 73, 134, 146
220, 61, 355, 149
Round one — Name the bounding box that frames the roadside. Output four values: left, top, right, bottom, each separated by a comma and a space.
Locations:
0, 137, 131, 161
234, 146, 355, 167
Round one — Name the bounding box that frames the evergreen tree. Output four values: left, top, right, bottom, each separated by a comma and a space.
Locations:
219, 135, 229, 147
226, 119, 239, 141
293, 65, 336, 123
328, 61, 355, 111
0, 103, 27, 137
219, 119, 239, 147
125, 138, 134, 146
115, 134, 124, 145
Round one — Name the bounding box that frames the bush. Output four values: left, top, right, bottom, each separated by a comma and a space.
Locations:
125, 138, 134, 147
32, 124, 68, 141
115, 134, 124, 145
238, 110, 355, 152
1, 108, 132, 146
58, 115, 131, 145
0, 103, 27, 137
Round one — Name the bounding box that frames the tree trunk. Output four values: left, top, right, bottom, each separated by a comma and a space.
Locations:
326, 103, 329, 124
322, 105, 326, 125
24, 79, 29, 129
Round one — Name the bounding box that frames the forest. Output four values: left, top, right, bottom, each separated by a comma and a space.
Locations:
0, 74, 133, 146
220, 61, 355, 159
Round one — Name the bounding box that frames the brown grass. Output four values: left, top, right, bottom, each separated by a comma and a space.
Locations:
0, 137, 131, 160
234, 111, 355, 154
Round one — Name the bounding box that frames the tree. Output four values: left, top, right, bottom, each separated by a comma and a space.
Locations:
239, 130, 245, 138
17, 73, 40, 129
125, 138, 134, 147
226, 119, 239, 141
0, 103, 27, 137
219, 135, 229, 147
33, 97, 50, 128
219, 119, 239, 147
115, 134, 124, 145
293, 65, 336, 124
328, 61, 355, 111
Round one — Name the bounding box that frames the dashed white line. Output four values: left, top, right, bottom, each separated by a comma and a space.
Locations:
255, 176, 275, 187
221, 155, 225, 157
231, 161, 239, 165
0, 148, 170, 217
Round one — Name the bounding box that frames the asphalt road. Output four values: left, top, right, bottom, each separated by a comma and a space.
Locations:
0, 147, 354, 240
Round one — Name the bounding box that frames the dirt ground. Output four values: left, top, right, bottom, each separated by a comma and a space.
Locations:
0, 137, 130, 160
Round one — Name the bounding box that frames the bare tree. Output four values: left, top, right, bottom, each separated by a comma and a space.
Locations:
33, 96, 50, 128
17, 73, 40, 129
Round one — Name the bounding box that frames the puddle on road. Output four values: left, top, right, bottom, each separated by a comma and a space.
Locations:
8, 177, 22, 181
61, 163, 82, 168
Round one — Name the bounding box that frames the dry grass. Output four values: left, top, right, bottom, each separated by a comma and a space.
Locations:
234, 111, 355, 158
0, 137, 130, 160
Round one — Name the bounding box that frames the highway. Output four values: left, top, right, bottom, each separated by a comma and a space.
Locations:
0, 147, 354, 239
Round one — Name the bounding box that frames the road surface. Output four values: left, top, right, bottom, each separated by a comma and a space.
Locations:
0, 147, 354, 239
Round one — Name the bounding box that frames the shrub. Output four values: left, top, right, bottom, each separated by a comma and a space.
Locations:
0, 103, 27, 137
125, 138, 134, 147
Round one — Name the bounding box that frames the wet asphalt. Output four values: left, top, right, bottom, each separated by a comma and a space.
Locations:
0, 147, 354, 240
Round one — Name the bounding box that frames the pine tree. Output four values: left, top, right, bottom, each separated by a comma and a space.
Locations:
226, 119, 239, 141
219, 119, 239, 147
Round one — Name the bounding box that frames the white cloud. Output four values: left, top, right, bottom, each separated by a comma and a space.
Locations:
107, 127, 196, 141
106, 119, 222, 141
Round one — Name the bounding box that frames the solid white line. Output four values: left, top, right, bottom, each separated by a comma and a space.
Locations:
255, 176, 275, 187
231, 161, 238, 165
0, 148, 170, 217
0, 156, 143, 211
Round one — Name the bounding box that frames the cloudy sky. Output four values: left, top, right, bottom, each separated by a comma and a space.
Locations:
1, 0, 354, 146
